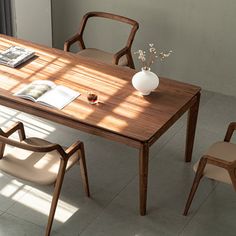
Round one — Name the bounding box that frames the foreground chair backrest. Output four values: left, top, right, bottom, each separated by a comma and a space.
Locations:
183, 122, 236, 215
0, 122, 90, 236
64, 11, 139, 69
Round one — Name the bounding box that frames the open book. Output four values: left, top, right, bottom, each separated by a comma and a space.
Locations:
0, 46, 35, 68
14, 80, 80, 109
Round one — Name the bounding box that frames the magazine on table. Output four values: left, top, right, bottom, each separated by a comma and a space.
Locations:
0, 46, 35, 68
14, 80, 80, 109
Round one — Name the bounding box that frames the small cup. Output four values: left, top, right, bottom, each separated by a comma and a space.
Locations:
87, 91, 98, 105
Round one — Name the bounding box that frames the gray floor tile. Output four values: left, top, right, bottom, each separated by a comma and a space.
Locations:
199, 90, 216, 107
0, 172, 31, 212
80, 205, 176, 236
6, 176, 101, 235
180, 184, 236, 236
0, 213, 64, 236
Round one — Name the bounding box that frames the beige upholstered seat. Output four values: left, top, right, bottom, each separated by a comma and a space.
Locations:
64, 12, 139, 69
193, 142, 236, 184
184, 122, 236, 216
77, 48, 128, 66
1, 137, 78, 185
0, 122, 90, 236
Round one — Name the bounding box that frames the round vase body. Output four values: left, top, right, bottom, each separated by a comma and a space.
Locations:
132, 68, 159, 95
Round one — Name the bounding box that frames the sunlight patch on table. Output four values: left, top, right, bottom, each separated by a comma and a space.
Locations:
113, 104, 144, 119
0, 75, 20, 90
98, 115, 128, 129
66, 102, 95, 119
76, 65, 128, 86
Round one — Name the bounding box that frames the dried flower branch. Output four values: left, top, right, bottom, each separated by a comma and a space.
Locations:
134, 43, 172, 70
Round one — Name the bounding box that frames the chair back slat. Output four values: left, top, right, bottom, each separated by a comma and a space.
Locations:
0, 131, 65, 157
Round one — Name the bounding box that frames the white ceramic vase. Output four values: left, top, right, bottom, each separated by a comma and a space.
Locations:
132, 68, 159, 95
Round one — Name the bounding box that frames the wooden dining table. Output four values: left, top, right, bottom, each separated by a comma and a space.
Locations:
0, 34, 201, 216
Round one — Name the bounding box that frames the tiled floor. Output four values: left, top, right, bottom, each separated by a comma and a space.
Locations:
0, 90, 236, 236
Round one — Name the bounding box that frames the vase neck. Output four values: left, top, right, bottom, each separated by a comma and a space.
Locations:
142, 67, 151, 71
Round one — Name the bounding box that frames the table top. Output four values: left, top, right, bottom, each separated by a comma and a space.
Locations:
0, 34, 201, 145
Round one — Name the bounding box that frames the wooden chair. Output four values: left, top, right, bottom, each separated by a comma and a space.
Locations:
183, 122, 236, 215
64, 11, 139, 69
0, 122, 90, 236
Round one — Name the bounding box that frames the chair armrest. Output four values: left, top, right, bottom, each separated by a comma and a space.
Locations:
65, 140, 83, 158
113, 47, 129, 65
64, 34, 85, 51
224, 122, 236, 142
2, 122, 26, 141
203, 155, 232, 169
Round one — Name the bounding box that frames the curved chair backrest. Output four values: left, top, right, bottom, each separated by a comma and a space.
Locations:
78, 11, 139, 49
0, 128, 65, 158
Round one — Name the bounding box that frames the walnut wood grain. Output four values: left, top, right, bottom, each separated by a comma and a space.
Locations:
0, 34, 201, 215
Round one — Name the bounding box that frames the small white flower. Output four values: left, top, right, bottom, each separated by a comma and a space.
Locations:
135, 43, 172, 69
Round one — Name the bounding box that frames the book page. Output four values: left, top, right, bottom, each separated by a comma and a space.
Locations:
37, 85, 80, 109
14, 80, 56, 101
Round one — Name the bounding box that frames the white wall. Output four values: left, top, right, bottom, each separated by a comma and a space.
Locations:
12, 0, 52, 47
51, 0, 236, 96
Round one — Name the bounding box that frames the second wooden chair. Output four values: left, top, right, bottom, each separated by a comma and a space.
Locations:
64, 11, 139, 69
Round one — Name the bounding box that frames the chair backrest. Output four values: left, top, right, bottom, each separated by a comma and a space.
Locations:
0, 128, 65, 159
78, 11, 139, 50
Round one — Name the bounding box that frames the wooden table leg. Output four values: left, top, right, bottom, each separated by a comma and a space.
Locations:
139, 142, 149, 216
185, 92, 201, 162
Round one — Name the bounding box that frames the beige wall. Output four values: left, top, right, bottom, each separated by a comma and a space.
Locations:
12, 0, 52, 47
52, 0, 236, 96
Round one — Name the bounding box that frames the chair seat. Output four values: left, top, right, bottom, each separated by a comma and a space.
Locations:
0, 137, 79, 185
77, 48, 128, 66
194, 142, 236, 184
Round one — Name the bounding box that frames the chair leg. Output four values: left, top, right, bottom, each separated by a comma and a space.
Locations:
183, 158, 207, 216
45, 159, 67, 236
0, 143, 5, 159
79, 143, 90, 197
